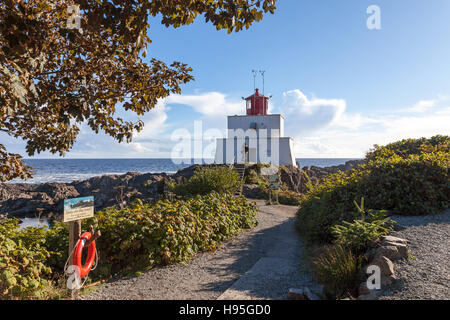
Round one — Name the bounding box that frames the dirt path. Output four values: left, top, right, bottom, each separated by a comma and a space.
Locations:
83, 200, 315, 300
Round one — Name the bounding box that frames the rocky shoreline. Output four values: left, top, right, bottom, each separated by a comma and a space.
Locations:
0, 160, 364, 221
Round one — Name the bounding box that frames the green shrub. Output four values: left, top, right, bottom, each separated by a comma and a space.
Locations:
0, 219, 53, 299
83, 192, 257, 278
245, 168, 262, 184
0, 192, 258, 299
173, 166, 242, 196
312, 244, 363, 299
331, 198, 394, 255
276, 190, 303, 206
366, 135, 449, 161
43, 222, 69, 273
297, 137, 449, 243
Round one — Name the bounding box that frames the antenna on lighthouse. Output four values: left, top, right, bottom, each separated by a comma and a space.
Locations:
259, 70, 266, 113
251, 70, 258, 91
259, 70, 266, 97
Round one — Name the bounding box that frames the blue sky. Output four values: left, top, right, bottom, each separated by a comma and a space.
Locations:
3, 0, 450, 158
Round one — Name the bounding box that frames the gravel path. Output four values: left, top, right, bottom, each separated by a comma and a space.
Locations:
379, 210, 450, 300
83, 200, 314, 300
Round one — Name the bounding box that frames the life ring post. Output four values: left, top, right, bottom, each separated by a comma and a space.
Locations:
68, 219, 81, 300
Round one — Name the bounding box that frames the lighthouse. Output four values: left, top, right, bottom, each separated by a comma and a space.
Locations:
214, 88, 297, 167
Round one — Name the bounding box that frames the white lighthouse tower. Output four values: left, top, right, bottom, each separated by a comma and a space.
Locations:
214, 81, 297, 167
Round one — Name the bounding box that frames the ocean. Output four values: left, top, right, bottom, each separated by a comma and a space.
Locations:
10, 158, 359, 184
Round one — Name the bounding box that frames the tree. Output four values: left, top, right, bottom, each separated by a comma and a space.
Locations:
0, 0, 277, 182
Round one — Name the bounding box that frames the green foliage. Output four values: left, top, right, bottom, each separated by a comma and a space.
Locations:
43, 222, 69, 274
276, 190, 304, 206
0, 193, 257, 299
83, 192, 257, 278
331, 198, 394, 255
366, 135, 449, 161
297, 136, 449, 243
312, 244, 363, 299
173, 166, 242, 196
245, 168, 262, 184
0, 219, 52, 299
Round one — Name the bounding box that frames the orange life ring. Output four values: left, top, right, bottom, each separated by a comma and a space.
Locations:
72, 232, 96, 278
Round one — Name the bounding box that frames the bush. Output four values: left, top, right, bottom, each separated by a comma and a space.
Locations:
173, 166, 242, 196
312, 244, 362, 299
0, 219, 53, 299
82, 192, 257, 278
331, 198, 394, 255
366, 135, 449, 161
297, 136, 449, 243
276, 190, 303, 206
0, 192, 258, 299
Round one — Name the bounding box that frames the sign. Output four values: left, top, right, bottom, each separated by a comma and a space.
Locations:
268, 174, 278, 183
64, 196, 94, 222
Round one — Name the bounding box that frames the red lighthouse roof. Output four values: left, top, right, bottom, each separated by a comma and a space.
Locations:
245, 88, 269, 115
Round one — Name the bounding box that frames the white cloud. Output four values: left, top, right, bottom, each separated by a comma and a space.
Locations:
285, 92, 450, 158
134, 99, 169, 141
280, 89, 346, 134
165, 92, 243, 117
410, 99, 438, 113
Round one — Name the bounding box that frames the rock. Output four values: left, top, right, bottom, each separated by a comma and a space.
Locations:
1, 170, 176, 219
370, 255, 396, 286
374, 245, 402, 261
368, 236, 409, 262
383, 241, 408, 260
255, 160, 365, 195
381, 236, 408, 245
374, 237, 409, 261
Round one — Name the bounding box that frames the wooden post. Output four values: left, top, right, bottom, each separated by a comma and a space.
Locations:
68, 220, 81, 300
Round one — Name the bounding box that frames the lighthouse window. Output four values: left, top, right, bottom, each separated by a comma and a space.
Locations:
246, 100, 251, 110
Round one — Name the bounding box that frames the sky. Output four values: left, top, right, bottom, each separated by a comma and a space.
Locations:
3, 0, 450, 159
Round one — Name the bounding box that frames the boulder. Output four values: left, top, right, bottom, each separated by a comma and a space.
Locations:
375, 236, 409, 261
374, 245, 403, 261
370, 255, 396, 285
383, 242, 408, 260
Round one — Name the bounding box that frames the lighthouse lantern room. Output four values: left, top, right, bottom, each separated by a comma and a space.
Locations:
245, 88, 269, 115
